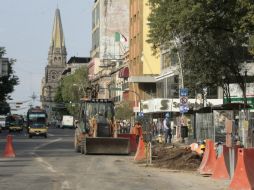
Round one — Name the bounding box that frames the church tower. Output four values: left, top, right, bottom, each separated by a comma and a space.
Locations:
48, 8, 67, 67
41, 8, 67, 120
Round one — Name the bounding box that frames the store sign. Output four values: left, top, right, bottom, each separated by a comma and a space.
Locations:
142, 98, 223, 113
229, 83, 254, 98
225, 83, 254, 108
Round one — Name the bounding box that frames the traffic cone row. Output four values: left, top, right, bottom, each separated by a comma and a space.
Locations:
197, 140, 254, 190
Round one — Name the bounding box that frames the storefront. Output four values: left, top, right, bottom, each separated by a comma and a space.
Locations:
142, 98, 223, 142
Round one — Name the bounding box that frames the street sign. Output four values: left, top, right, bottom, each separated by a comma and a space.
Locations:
138, 112, 144, 117
180, 105, 189, 113
180, 88, 188, 96
180, 96, 188, 104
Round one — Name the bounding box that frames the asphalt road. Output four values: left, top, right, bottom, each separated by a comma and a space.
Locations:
0, 127, 229, 190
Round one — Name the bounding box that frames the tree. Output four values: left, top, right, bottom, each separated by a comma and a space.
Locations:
0, 47, 19, 103
115, 101, 133, 121
54, 66, 90, 117
147, 0, 254, 103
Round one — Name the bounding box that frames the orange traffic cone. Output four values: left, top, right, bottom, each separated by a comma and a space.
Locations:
229, 148, 254, 190
212, 145, 230, 180
3, 135, 16, 158
134, 136, 146, 161
198, 139, 217, 175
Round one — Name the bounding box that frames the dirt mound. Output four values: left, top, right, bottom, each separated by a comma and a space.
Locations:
152, 144, 201, 171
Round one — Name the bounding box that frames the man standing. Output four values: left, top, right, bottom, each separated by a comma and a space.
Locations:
163, 113, 172, 144
134, 122, 142, 144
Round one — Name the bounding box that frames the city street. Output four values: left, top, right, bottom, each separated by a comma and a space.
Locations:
0, 127, 229, 190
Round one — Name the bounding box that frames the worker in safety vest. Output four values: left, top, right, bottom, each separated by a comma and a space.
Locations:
134, 122, 142, 144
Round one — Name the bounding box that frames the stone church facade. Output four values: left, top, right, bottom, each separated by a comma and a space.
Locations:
41, 8, 67, 121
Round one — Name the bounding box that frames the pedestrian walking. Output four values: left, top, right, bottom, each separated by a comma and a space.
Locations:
163, 113, 172, 144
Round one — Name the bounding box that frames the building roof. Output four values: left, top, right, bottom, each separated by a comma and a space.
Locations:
67, 56, 91, 64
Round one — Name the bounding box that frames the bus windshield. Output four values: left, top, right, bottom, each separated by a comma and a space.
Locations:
28, 113, 46, 124
6, 115, 24, 126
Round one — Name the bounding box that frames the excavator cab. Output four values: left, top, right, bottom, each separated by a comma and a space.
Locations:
74, 99, 130, 155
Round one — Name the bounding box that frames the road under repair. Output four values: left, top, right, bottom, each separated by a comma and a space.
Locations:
0, 128, 229, 190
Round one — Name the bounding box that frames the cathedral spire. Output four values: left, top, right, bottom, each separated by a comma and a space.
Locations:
50, 8, 65, 49
48, 8, 66, 66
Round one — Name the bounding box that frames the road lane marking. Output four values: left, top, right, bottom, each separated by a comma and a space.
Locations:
32, 138, 62, 173
32, 137, 72, 190
61, 180, 71, 189
33, 138, 62, 150
35, 157, 57, 173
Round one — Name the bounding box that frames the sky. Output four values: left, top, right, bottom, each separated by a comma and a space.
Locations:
0, 0, 93, 114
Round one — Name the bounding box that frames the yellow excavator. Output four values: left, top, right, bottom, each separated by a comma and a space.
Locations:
74, 94, 130, 155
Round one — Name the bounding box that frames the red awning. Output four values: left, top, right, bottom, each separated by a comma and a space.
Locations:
119, 67, 129, 78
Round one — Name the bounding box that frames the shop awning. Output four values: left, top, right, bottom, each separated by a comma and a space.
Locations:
119, 67, 129, 78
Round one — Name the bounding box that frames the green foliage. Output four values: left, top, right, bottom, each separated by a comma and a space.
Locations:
147, 0, 254, 99
54, 66, 90, 117
115, 101, 133, 121
0, 47, 19, 103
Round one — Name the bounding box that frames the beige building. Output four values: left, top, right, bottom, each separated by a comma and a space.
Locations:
128, 0, 160, 112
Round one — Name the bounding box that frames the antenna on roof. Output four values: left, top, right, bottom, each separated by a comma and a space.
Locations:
57, 0, 59, 8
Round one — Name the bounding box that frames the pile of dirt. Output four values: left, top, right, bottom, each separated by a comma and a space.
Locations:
152, 144, 201, 171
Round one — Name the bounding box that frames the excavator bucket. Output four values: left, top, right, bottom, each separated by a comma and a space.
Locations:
83, 137, 130, 155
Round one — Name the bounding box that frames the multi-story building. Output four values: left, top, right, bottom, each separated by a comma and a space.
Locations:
89, 0, 130, 99
41, 8, 67, 121
128, 0, 160, 112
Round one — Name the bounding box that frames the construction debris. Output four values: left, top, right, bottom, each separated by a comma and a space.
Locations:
151, 144, 201, 171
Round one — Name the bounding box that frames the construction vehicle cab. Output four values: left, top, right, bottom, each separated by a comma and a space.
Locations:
74, 98, 130, 155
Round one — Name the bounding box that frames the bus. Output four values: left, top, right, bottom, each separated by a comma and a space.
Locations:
27, 107, 48, 138
6, 114, 24, 132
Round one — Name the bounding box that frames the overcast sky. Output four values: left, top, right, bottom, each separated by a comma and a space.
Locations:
0, 0, 93, 114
